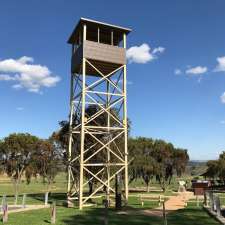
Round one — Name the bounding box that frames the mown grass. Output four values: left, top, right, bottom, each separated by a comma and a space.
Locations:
0, 173, 67, 196
0, 203, 220, 225
0, 173, 220, 225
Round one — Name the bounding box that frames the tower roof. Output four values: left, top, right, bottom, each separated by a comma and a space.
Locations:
68, 17, 131, 44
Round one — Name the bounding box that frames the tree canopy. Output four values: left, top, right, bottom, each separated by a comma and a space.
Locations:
129, 137, 189, 191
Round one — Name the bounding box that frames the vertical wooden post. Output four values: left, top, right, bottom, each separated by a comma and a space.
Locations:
22, 193, 26, 208
213, 194, 217, 211
196, 195, 199, 207
115, 174, 122, 210
206, 192, 209, 207
14, 194, 18, 205
162, 201, 167, 225
215, 195, 221, 217
97, 27, 100, 43
51, 202, 56, 224
209, 191, 214, 211
103, 199, 109, 225
79, 23, 87, 210
106, 80, 111, 206
45, 192, 49, 206
204, 191, 207, 206
67, 45, 75, 208
159, 195, 161, 206
1, 195, 6, 207
111, 31, 113, 45
123, 32, 128, 204
2, 203, 8, 223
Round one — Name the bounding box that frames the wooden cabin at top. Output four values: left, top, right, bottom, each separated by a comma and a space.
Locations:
67, 18, 131, 76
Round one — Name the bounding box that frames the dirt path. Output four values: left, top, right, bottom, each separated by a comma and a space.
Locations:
116, 192, 195, 217
142, 191, 194, 217
158, 191, 194, 211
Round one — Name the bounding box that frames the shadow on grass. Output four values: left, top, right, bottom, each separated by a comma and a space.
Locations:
61, 207, 162, 225
167, 207, 220, 225
29, 192, 68, 206
60, 206, 220, 225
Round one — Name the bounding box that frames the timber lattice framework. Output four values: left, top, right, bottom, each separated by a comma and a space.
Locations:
67, 18, 131, 209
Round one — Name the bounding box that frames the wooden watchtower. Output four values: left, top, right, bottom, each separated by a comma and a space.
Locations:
67, 18, 131, 209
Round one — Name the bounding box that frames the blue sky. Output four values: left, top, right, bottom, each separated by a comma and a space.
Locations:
0, 0, 225, 160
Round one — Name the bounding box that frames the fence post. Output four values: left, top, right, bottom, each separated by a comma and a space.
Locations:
205, 191, 209, 207
209, 191, 214, 211
45, 192, 49, 205
2, 203, 8, 223
141, 196, 144, 207
196, 195, 199, 207
103, 199, 108, 225
14, 194, 18, 205
115, 174, 122, 210
1, 195, 6, 208
159, 195, 161, 206
215, 195, 221, 217
204, 191, 207, 206
22, 193, 26, 208
213, 194, 217, 211
51, 201, 56, 224
162, 201, 167, 225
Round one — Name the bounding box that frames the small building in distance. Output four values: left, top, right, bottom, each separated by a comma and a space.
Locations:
191, 180, 211, 195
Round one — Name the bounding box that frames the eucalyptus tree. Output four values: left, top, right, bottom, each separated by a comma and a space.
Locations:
0, 139, 4, 174
216, 152, 225, 183
205, 160, 219, 179
31, 139, 62, 191
129, 137, 158, 192
129, 137, 189, 192
173, 148, 189, 177
52, 105, 125, 195
0, 133, 39, 202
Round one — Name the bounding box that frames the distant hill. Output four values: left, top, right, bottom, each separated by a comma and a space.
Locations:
186, 160, 208, 177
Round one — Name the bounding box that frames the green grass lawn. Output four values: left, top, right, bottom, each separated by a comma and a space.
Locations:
0, 204, 220, 225
0, 172, 191, 197
0, 173, 221, 225
0, 173, 67, 196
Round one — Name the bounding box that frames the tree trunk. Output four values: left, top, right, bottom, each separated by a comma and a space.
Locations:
88, 181, 93, 195
146, 183, 150, 192
14, 179, 20, 205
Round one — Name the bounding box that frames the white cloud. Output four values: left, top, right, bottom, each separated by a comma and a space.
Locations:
152, 47, 165, 54
214, 56, 225, 72
221, 92, 225, 104
174, 69, 182, 75
0, 74, 16, 81
16, 107, 24, 111
0, 56, 60, 93
185, 66, 208, 75
126, 43, 165, 64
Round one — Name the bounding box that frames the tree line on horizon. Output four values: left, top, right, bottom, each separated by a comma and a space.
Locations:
204, 152, 225, 183
0, 106, 189, 198
0, 132, 189, 197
